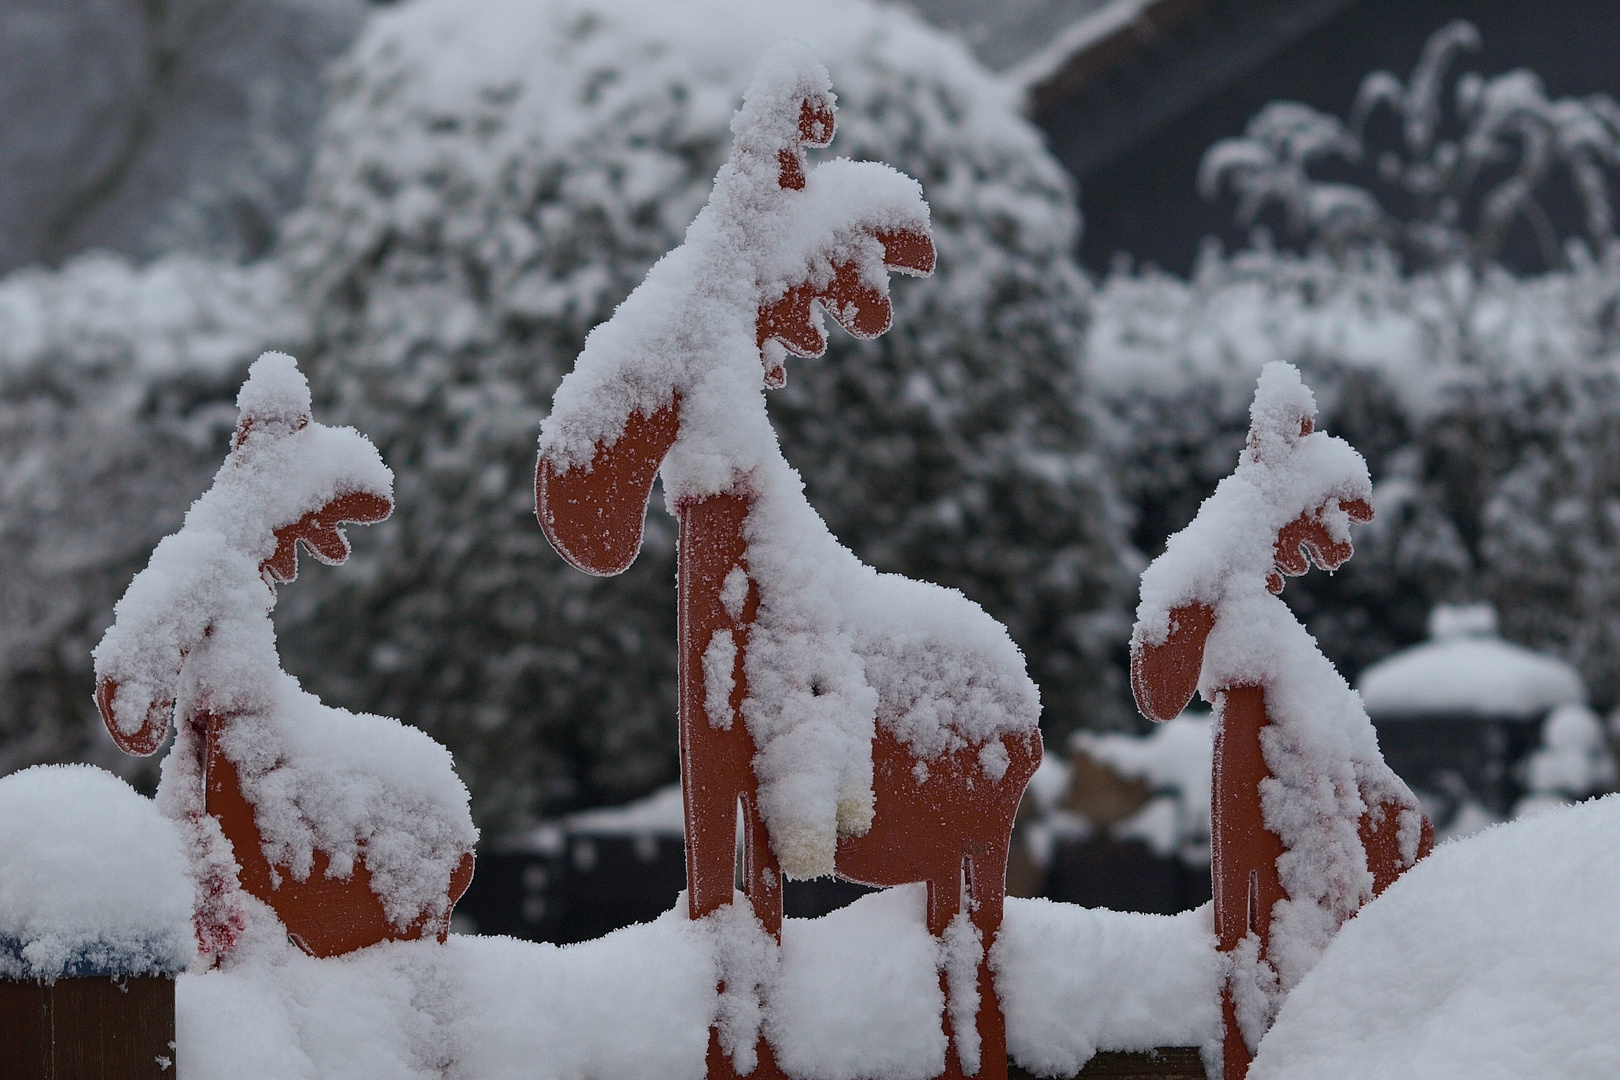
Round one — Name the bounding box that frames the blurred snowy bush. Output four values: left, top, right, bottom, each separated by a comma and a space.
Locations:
1200, 19, 1620, 272
0, 0, 1131, 829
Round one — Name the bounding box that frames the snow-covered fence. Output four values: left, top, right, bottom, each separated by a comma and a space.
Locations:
536, 44, 1042, 1080
1130, 363, 1434, 1080
92, 353, 478, 962
0, 765, 192, 1079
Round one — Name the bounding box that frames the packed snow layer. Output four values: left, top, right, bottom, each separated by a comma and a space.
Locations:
1250, 794, 1620, 1080
176, 890, 1219, 1079
0, 765, 193, 979
1356, 636, 1585, 720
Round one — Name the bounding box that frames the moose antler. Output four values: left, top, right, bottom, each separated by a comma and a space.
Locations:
755, 97, 935, 387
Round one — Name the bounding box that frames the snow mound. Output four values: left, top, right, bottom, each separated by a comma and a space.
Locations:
1251, 794, 1620, 1079
0, 765, 194, 980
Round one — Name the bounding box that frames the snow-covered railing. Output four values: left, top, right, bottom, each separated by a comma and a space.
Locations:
1130, 362, 1435, 1080
536, 43, 1042, 1080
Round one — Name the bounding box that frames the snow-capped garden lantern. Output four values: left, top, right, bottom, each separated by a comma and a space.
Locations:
93, 354, 478, 962
536, 44, 1042, 1080
1130, 363, 1434, 1080
0, 765, 192, 1079
1358, 603, 1589, 830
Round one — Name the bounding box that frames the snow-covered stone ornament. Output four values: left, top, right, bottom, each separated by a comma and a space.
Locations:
537, 42, 1041, 1080
1130, 362, 1434, 1080
94, 352, 477, 961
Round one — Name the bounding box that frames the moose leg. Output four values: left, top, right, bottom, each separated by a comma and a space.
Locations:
741, 791, 783, 937
963, 839, 1010, 1080
929, 861, 970, 1080
1212, 685, 1285, 1080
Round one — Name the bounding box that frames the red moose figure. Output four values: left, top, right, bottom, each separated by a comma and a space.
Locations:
95, 352, 477, 961
537, 44, 1041, 1080
1130, 362, 1434, 1080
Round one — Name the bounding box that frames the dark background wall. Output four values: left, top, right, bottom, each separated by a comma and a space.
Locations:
1070, 0, 1620, 277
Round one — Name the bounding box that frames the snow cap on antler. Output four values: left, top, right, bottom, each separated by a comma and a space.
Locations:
93, 353, 393, 753
730, 39, 835, 168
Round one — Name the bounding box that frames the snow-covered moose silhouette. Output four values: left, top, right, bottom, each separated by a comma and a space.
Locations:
95, 353, 477, 960
536, 44, 1041, 1080
1130, 362, 1434, 1080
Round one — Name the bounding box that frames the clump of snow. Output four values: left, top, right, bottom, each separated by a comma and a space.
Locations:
941, 913, 985, 1075
0, 764, 194, 980
1250, 794, 1620, 1079
992, 899, 1223, 1077
176, 886, 1219, 1080
768, 885, 949, 1080
1131, 362, 1426, 1042
697, 896, 779, 1074
1357, 603, 1586, 720
539, 44, 1039, 879
94, 353, 477, 945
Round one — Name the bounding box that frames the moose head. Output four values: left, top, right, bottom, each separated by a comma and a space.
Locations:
1131, 366, 1375, 724
94, 353, 393, 756
535, 41, 933, 578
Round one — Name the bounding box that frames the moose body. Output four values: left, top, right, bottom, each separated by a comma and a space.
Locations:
537, 44, 1040, 1080
95, 353, 477, 960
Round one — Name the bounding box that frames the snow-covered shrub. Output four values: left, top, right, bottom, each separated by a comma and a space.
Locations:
278, 0, 1131, 828
0, 252, 301, 782
1201, 19, 1620, 272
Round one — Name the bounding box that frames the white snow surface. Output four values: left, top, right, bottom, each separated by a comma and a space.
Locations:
93, 354, 477, 939
176, 890, 1220, 1080
539, 44, 1039, 879
1131, 363, 1425, 1043
1250, 794, 1620, 1080
0, 764, 194, 980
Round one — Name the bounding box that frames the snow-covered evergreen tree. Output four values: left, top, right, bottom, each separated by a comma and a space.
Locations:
275, 0, 1132, 828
